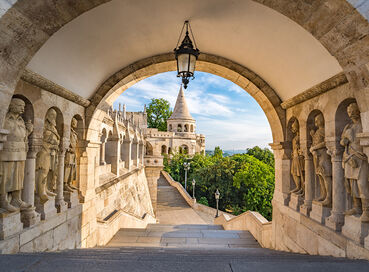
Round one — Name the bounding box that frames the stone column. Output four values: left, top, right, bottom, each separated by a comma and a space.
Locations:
326, 144, 345, 231
100, 139, 107, 165
132, 141, 139, 167
21, 144, 41, 227
270, 142, 291, 206
56, 148, 68, 212
123, 139, 132, 171
110, 136, 120, 175
301, 150, 314, 216
140, 142, 144, 166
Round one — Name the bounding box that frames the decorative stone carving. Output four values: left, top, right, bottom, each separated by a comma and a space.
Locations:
0, 98, 32, 212
290, 119, 305, 196
340, 102, 369, 222
36, 109, 60, 202
309, 113, 332, 206
64, 117, 78, 192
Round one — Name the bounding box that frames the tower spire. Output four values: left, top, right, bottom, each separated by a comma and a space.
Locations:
169, 85, 194, 121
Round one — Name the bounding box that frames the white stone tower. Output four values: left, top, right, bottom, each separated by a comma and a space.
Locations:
167, 85, 196, 134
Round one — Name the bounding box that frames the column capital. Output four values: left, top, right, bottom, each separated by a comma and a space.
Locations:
269, 141, 290, 151
326, 141, 344, 161
357, 132, 369, 147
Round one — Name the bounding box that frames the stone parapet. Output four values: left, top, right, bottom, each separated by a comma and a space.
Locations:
0, 204, 82, 254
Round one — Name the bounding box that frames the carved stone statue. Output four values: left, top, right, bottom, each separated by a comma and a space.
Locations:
36, 109, 60, 202
0, 98, 33, 212
290, 119, 305, 196
64, 117, 79, 192
310, 113, 332, 206
340, 102, 369, 222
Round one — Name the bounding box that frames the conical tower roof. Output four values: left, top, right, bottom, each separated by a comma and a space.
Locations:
169, 85, 195, 121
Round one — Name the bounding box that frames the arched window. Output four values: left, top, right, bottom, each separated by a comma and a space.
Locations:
177, 124, 182, 132
146, 142, 153, 156
161, 145, 167, 154
190, 124, 194, 132
169, 124, 172, 131
168, 147, 172, 154
184, 124, 188, 132
181, 145, 189, 154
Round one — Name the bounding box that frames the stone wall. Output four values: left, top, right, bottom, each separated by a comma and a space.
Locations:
272, 81, 369, 259
144, 158, 163, 215
95, 167, 154, 221
272, 201, 369, 259
0, 204, 82, 254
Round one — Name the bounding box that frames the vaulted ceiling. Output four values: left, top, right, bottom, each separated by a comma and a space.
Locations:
27, 0, 343, 101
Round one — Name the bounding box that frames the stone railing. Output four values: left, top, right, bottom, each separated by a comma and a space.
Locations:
96, 210, 156, 246
161, 171, 233, 218
161, 170, 272, 248
161, 171, 195, 207
214, 211, 272, 248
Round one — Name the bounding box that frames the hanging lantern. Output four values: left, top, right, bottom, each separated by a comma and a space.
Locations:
174, 21, 200, 89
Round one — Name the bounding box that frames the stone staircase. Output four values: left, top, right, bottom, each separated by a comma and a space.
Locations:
106, 223, 260, 248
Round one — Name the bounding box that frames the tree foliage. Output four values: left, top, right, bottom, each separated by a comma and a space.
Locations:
246, 146, 275, 168
146, 98, 172, 131
164, 146, 275, 220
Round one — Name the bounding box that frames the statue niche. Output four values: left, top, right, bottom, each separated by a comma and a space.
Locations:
36, 109, 60, 202
64, 117, 79, 192
0, 98, 33, 212
290, 119, 305, 196
340, 102, 369, 222
309, 113, 332, 206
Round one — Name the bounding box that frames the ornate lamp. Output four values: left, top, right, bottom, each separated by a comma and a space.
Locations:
183, 161, 190, 190
192, 179, 196, 199
174, 21, 200, 89
215, 189, 220, 218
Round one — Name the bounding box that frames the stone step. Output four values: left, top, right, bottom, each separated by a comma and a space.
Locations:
106, 224, 259, 249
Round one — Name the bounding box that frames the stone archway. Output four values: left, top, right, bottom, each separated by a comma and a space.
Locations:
0, 0, 369, 129
86, 53, 285, 145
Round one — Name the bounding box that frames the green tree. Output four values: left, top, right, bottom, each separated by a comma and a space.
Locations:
163, 148, 275, 220
213, 146, 223, 159
233, 154, 275, 220
146, 98, 172, 131
246, 146, 275, 168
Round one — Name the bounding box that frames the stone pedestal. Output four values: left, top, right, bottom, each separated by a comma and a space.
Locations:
326, 211, 345, 232
20, 207, 41, 228
342, 215, 369, 244
56, 200, 68, 213
310, 201, 331, 224
0, 211, 23, 239
289, 193, 304, 212
35, 196, 57, 220
300, 204, 311, 217
64, 190, 79, 208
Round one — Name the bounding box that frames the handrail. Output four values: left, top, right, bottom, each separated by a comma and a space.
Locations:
214, 210, 272, 248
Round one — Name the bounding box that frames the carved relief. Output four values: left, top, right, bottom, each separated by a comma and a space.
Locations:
309, 113, 332, 206
340, 102, 369, 222
290, 119, 305, 196
36, 109, 59, 202
64, 117, 79, 192
0, 98, 33, 212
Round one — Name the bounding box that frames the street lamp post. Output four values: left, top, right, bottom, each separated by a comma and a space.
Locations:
183, 162, 190, 190
215, 189, 220, 218
192, 179, 196, 199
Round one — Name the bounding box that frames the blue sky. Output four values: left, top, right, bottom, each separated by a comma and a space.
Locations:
113, 71, 272, 150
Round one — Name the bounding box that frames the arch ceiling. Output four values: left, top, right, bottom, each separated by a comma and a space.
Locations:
27, 0, 343, 102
